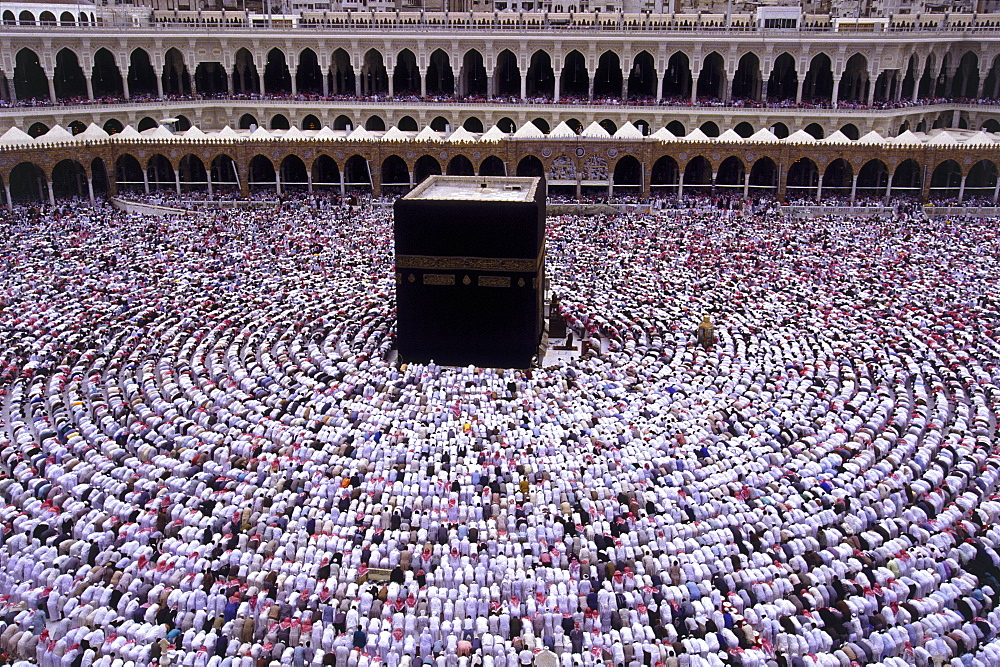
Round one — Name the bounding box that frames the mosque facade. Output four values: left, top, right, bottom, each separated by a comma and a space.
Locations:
0, 10, 999, 202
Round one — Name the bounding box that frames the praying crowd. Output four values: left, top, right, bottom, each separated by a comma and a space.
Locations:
0, 195, 999, 667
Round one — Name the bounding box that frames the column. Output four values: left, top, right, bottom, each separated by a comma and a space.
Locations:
850, 173, 858, 205
175, 170, 181, 196
883, 173, 892, 204
4, 182, 12, 211
142, 169, 149, 194
419, 68, 427, 98
47, 178, 55, 206
408, 171, 414, 189
866, 77, 875, 106
677, 171, 684, 200
156, 74, 164, 98
993, 175, 999, 203
654, 71, 662, 102
455, 66, 464, 97
85, 75, 94, 101
958, 173, 967, 203
831, 76, 841, 107
258, 70, 265, 96
711, 172, 717, 195
289, 60, 298, 97
207, 171, 213, 197
307, 172, 313, 194
815, 178, 822, 202
47, 76, 57, 103
912, 78, 920, 102
743, 171, 750, 199
339, 169, 346, 197
87, 176, 95, 205
588, 72, 595, 101
387, 74, 394, 98
796, 77, 804, 104
992, 73, 1000, 100
689, 80, 697, 105
275, 170, 281, 195
952, 109, 960, 127
322, 70, 329, 97
520, 74, 526, 101
122, 75, 130, 100
920, 164, 931, 203
554, 77, 561, 103
486, 71, 494, 100
354, 70, 360, 97
608, 174, 613, 198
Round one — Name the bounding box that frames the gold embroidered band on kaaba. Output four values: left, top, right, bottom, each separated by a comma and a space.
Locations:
395, 246, 545, 273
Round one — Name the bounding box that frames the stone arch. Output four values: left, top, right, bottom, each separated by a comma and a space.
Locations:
599, 119, 617, 135
462, 49, 488, 98
125, 48, 157, 97
114, 154, 143, 192
90, 157, 109, 196
393, 49, 420, 96
650, 155, 679, 192
732, 52, 762, 101
270, 114, 290, 130
462, 117, 484, 133
430, 116, 450, 132
666, 120, 685, 137
930, 159, 962, 200
803, 53, 834, 103
295, 48, 323, 96
361, 49, 388, 96
628, 51, 656, 100
426, 49, 454, 97
767, 53, 798, 102
238, 114, 258, 130
787, 157, 819, 199
365, 116, 386, 131
770, 122, 789, 139
194, 61, 227, 96
279, 155, 308, 190
8, 162, 48, 203
696, 52, 726, 101
982, 54, 1000, 101
146, 154, 176, 191
715, 156, 745, 191
734, 122, 754, 138
232, 48, 260, 95
92, 48, 124, 98
526, 50, 554, 99
178, 154, 208, 191
382, 155, 409, 185
891, 159, 921, 198
51, 159, 87, 199
414, 155, 441, 182
209, 154, 239, 192
68, 120, 87, 135
593, 51, 623, 99
662, 52, 692, 101
560, 50, 588, 99
951, 51, 980, 99
516, 155, 544, 177
333, 115, 352, 131
301, 114, 321, 131
103, 118, 123, 135
821, 158, 853, 199
804, 123, 824, 139
264, 48, 292, 95
699, 121, 720, 138
982, 119, 1000, 132
27, 122, 49, 137
59, 10, 74, 26
137, 116, 157, 132
749, 157, 778, 193
248, 154, 277, 190
838, 123, 859, 140
4, 10, 17, 25
495, 50, 521, 98
496, 117, 516, 133
447, 155, 475, 176
838, 53, 869, 104
856, 159, 888, 200
39, 11, 55, 25
533, 118, 550, 134
398, 116, 418, 132
479, 156, 506, 176
330, 48, 356, 96
311, 155, 340, 190
53, 48, 87, 100
161, 48, 190, 96
14, 48, 48, 101
966, 160, 998, 199
612, 155, 641, 186
18, 10, 35, 26
901, 54, 919, 101
683, 156, 712, 192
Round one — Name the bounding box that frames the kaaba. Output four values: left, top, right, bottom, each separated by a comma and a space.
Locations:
394, 175, 545, 368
